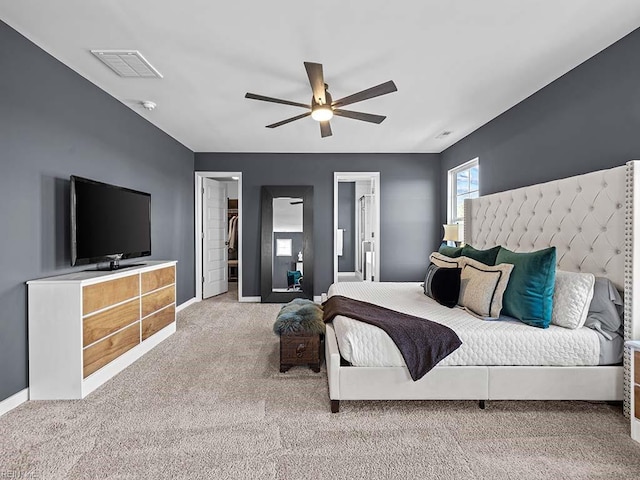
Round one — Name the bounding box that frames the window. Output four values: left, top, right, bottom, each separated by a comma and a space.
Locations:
448, 158, 479, 240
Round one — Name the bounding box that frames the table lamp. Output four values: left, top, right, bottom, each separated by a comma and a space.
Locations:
442, 224, 461, 247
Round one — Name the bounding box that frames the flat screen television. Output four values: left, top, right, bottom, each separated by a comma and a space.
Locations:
71, 176, 151, 269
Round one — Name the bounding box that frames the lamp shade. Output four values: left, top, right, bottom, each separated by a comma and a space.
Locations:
442, 224, 460, 242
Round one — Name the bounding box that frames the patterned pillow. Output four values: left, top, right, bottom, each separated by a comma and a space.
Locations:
424, 264, 461, 308
458, 259, 514, 318
551, 270, 595, 329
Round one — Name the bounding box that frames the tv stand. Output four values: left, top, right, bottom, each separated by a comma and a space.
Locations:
27, 261, 177, 400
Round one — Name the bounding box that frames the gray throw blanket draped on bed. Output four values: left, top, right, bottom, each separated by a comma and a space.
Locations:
322, 295, 462, 381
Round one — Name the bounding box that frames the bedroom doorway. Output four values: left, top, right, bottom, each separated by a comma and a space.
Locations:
333, 172, 380, 284
195, 172, 242, 302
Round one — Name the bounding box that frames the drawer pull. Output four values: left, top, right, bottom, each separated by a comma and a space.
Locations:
296, 343, 306, 357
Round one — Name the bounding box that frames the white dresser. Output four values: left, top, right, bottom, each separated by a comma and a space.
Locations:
27, 261, 177, 400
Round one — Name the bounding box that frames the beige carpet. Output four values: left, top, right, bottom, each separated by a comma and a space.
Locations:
2, 290, 640, 480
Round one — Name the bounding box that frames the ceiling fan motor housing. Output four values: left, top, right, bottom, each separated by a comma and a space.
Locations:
312, 88, 332, 107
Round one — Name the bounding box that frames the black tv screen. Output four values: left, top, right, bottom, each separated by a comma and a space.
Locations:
71, 176, 151, 267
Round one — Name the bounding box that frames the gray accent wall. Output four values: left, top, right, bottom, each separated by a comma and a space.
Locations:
195, 153, 441, 296
441, 27, 640, 217
0, 21, 195, 402
337, 182, 356, 272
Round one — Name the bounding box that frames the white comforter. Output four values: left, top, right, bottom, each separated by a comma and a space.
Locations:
328, 282, 600, 367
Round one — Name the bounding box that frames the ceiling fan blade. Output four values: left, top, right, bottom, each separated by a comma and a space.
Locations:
245, 92, 310, 109
266, 112, 311, 128
320, 120, 332, 138
331, 80, 398, 108
304, 62, 326, 105
333, 109, 386, 124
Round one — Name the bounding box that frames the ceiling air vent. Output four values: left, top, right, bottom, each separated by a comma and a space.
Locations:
90, 50, 163, 78
435, 130, 453, 139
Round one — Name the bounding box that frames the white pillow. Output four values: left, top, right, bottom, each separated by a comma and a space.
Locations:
429, 252, 464, 268
551, 270, 595, 329
458, 258, 514, 318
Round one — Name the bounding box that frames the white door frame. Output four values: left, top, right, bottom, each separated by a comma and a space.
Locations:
195, 172, 244, 301
333, 172, 380, 284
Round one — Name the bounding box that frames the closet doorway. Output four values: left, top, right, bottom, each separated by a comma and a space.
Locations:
195, 172, 242, 301
333, 172, 380, 284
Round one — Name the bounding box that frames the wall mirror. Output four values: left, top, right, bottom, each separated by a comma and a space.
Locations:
261, 186, 314, 303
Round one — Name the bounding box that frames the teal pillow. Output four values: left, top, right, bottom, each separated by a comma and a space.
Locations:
460, 245, 501, 266
496, 246, 557, 328
438, 244, 463, 258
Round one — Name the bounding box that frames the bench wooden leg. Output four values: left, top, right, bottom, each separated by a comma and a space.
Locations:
331, 400, 340, 413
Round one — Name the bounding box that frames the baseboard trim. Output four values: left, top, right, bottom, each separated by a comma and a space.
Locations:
0, 388, 29, 417
239, 296, 261, 303
176, 297, 199, 312
314, 295, 322, 303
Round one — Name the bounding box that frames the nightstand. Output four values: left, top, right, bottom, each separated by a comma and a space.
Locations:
628, 340, 640, 443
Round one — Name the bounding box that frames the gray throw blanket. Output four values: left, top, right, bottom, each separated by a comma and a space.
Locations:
323, 295, 462, 381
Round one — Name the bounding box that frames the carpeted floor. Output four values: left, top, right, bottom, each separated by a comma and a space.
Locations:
2, 291, 640, 479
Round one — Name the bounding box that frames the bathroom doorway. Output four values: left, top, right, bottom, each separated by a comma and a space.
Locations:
333, 172, 380, 284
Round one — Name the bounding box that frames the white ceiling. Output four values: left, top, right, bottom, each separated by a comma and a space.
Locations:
2, 1, 640, 153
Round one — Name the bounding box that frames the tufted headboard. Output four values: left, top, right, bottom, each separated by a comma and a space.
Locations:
464, 165, 626, 290
464, 162, 640, 417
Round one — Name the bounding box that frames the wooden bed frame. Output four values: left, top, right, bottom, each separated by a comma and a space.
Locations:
326, 161, 640, 415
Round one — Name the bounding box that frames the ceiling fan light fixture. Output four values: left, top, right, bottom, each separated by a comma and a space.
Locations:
311, 105, 333, 122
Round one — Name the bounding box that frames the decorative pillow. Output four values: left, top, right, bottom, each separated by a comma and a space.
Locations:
495, 246, 557, 328
423, 264, 461, 308
551, 270, 595, 329
584, 277, 623, 339
460, 245, 501, 266
458, 259, 514, 318
429, 251, 464, 268
438, 244, 463, 258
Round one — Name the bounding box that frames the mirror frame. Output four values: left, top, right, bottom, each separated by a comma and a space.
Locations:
261, 186, 314, 303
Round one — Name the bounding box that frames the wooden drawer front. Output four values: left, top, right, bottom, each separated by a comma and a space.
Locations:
142, 285, 175, 318
142, 305, 175, 341
83, 275, 139, 315
83, 298, 140, 347
141, 266, 175, 294
83, 323, 140, 378
635, 351, 640, 384
280, 335, 320, 364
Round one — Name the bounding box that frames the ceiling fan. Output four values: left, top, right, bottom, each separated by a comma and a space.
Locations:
245, 62, 397, 138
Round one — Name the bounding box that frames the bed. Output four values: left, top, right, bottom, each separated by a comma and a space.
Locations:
325, 161, 640, 415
